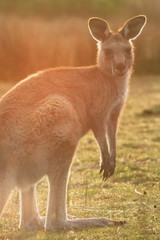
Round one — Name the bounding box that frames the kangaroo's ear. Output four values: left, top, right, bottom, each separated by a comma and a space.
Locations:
119, 15, 147, 40
88, 17, 111, 42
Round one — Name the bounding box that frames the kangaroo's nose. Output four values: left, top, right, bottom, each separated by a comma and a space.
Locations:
115, 63, 125, 71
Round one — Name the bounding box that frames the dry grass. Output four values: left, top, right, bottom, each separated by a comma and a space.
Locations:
0, 14, 95, 82
0, 14, 160, 83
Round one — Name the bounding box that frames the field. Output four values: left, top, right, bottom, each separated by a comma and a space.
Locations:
0, 14, 160, 83
0, 75, 159, 240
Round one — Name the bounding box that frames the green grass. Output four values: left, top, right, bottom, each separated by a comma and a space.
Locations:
0, 75, 160, 240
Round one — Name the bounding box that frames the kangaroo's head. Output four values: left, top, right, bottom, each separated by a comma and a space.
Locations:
88, 16, 147, 77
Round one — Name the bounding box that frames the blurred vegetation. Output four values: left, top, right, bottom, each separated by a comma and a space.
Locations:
0, 0, 159, 81
0, 0, 159, 20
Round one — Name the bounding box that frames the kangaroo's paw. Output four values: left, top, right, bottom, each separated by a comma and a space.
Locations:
20, 216, 46, 231
46, 217, 126, 231
100, 160, 116, 181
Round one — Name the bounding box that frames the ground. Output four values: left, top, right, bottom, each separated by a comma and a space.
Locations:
0, 75, 160, 240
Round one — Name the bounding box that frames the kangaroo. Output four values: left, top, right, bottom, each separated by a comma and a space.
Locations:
0, 15, 146, 231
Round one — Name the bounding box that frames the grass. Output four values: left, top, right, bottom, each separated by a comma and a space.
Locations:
0, 75, 160, 239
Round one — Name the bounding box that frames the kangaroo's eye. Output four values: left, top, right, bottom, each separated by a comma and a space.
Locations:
125, 47, 131, 55
104, 49, 113, 57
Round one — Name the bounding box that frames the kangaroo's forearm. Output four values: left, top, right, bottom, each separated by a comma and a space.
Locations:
107, 122, 117, 160
106, 104, 122, 161
92, 124, 116, 180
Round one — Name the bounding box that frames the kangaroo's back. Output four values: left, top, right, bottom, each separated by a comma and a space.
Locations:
0, 66, 104, 135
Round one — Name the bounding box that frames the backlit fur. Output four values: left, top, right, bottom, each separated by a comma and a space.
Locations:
0, 15, 146, 231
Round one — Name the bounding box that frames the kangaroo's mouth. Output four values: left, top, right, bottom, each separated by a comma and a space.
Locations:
113, 68, 128, 77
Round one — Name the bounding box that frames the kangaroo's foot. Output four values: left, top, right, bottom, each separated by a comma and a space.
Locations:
20, 216, 45, 231
20, 215, 76, 230
46, 217, 126, 231
20, 185, 47, 231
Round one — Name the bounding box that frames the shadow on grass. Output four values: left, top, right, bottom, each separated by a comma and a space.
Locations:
7, 231, 67, 240
114, 167, 151, 185
118, 173, 151, 185
138, 104, 160, 117
7, 231, 39, 240
8, 228, 94, 240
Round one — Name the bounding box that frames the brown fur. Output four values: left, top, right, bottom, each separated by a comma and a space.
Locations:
0, 15, 146, 231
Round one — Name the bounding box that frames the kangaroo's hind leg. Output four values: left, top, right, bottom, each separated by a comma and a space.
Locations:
0, 178, 14, 216
20, 185, 45, 230
45, 142, 125, 231
45, 142, 75, 231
